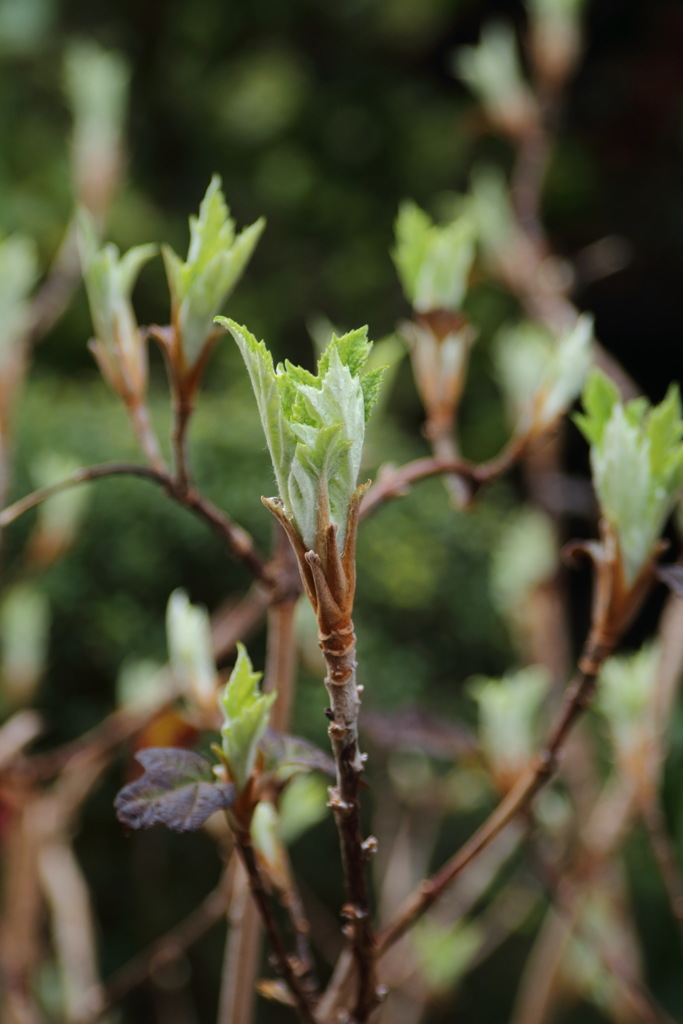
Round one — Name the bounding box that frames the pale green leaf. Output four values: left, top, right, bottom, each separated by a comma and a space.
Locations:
77, 209, 155, 385
392, 201, 475, 313
470, 666, 550, 777
454, 21, 533, 128
166, 590, 216, 707
0, 233, 38, 360
218, 319, 381, 552
596, 645, 658, 758
573, 369, 620, 446
578, 375, 683, 584
392, 201, 432, 307
165, 176, 265, 366
219, 318, 296, 505
496, 315, 592, 435
220, 643, 276, 792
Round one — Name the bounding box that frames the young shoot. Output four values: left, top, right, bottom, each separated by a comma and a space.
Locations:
576, 372, 683, 587
162, 176, 265, 378
77, 211, 156, 401
217, 319, 383, 558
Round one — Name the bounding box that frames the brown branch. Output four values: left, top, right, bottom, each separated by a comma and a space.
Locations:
360, 441, 524, 521
376, 638, 613, 956
127, 397, 167, 476
78, 868, 234, 1022
233, 831, 320, 1024
0, 461, 270, 583
0, 463, 166, 528
318, 624, 378, 1023
219, 871, 261, 1024
217, 525, 306, 1024
171, 390, 193, 498
641, 798, 683, 948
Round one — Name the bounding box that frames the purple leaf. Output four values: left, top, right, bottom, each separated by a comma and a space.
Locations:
657, 564, 683, 597
115, 747, 235, 833
261, 729, 336, 780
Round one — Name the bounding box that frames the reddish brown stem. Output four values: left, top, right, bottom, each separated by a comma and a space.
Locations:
0, 462, 270, 583
376, 638, 612, 956
360, 441, 524, 521
128, 398, 167, 476
233, 832, 320, 1024
217, 525, 307, 1024
171, 387, 193, 497
319, 626, 378, 1023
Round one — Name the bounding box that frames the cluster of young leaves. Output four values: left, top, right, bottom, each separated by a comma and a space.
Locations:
219, 643, 276, 794
575, 372, 683, 585
454, 21, 535, 134
470, 666, 549, 785
77, 211, 156, 399
115, 593, 333, 835
595, 645, 658, 764
163, 175, 265, 368
218, 320, 384, 553
495, 314, 593, 437
166, 588, 217, 710
392, 200, 476, 314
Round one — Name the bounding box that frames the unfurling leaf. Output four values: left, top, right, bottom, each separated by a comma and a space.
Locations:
219, 319, 383, 553
77, 210, 156, 400
393, 200, 476, 314
219, 644, 276, 792
576, 372, 683, 585
163, 175, 264, 369
470, 666, 550, 787
114, 748, 235, 832
166, 589, 217, 709
63, 41, 129, 214
454, 21, 536, 135
495, 314, 593, 437
595, 645, 658, 764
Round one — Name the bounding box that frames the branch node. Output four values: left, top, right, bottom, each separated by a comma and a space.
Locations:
361, 836, 378, 858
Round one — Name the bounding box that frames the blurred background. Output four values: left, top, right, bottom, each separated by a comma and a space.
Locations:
2, 0, 683, 1022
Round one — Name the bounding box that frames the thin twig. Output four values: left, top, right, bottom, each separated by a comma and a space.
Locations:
78, 869, 234, 1023
0, 462, 270, 583
233, 832, 320, 1024
319, 631, 378, 1023
641, 798, 683, 947
128, 398, 168, 476
219, 869, 262, 1024
0, 463, 165, 527
217, 525, 307, 1024
360, 441, 523, 521
171, 391, 193, 497
376, 639, 613, 956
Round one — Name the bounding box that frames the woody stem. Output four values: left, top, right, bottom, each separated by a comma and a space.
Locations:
319, 621, 378, 1023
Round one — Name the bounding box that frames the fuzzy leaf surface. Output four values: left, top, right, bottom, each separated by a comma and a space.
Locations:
219, 318, 383, 552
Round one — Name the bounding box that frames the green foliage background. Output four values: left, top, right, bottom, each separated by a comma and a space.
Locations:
3, 0, 683, 1020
